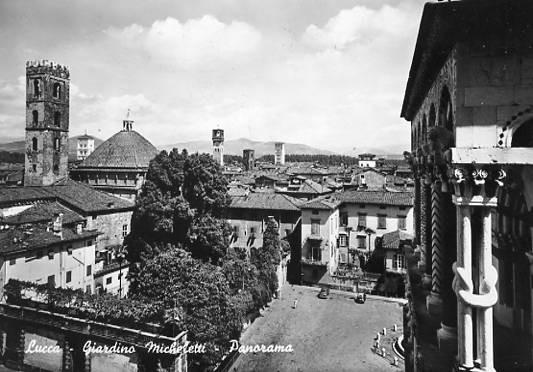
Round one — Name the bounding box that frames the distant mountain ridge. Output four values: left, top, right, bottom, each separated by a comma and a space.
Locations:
0, 136, 104, 159
160, 137, 336, 156
0, 136, 407, 159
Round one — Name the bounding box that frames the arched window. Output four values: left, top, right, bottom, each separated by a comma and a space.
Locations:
53, 83, 61, 99
33, 79, 41, 97
439, 87, 453, 131
429, 104, 436, 128
32, 110, 38, 125
54, 112, 61, 127
511, 119, 533, 147
32, 137, 38, 151
421, 115, 427, 145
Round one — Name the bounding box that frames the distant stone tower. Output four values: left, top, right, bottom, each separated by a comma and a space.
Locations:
243, 149, 255, 171
212, 129, 224, 166
24, 60, 70, 186
274, 142, 285, 165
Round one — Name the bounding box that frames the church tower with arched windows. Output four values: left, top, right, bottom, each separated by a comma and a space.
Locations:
24, 60, 70, 186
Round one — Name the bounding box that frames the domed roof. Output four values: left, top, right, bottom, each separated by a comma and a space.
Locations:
79, 129, 158, 169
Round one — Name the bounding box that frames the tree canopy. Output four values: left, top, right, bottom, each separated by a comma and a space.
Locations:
132, 248, 242, 369
126, 149, 231, 275
125, 149, 286, 370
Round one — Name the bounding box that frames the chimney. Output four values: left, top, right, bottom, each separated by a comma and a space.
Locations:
76, 223, 83, 234
53, 213, 63, 238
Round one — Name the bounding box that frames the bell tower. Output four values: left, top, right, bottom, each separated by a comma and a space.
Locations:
24, 60, 70, 186
212, 128, 224, 166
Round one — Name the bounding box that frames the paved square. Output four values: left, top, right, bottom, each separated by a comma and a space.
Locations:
231, 285, 404, 372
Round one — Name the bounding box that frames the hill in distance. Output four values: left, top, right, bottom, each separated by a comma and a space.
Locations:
0, 140, 25, 153
0, 136, 104, 160
160, 137, 336, 157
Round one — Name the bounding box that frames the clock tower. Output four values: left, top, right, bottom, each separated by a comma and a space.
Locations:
212, 128, 224, 166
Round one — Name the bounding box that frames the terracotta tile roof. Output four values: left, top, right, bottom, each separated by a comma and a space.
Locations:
0, 224, 99, 256
48, 179, 135, 213
0, 186, 53, 204
338, 190, 414, 206
300, 195, 341, 210
255, 173, 289, 182
298, 179, 332, 193
1, 201, 84, 226
77, 130, 158, 169
0, 179, 134, 214
229, 192, 302, 211
380, 230, 413, 250
284, 179, 332, 195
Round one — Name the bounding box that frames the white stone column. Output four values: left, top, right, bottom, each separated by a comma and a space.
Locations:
454, 201, 498, 372
477, 208, 496, 372
456, 204, 474, 370
526, 251, 533, 370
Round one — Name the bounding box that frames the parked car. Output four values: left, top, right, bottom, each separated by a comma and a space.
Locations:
355, 292, 366, 304
318, 287, 330, 299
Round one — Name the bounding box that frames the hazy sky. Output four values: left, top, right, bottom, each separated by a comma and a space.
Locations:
0, 0, 422, 154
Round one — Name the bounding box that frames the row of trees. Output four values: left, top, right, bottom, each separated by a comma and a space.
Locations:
225, 153, 362, 166
0, 150, 24, 163
125, 149, 283, 370
258, 154, 361, 165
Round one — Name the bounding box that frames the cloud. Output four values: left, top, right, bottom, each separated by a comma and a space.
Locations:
302, 5, 413, 50
0, 3, 420, 154
0, 76, 25, 102
105, 15, 262, 68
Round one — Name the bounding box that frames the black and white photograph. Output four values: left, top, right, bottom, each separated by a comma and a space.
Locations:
0, 0, 532, 371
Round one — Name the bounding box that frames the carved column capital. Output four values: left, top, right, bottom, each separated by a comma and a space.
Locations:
448, 165, 507, 204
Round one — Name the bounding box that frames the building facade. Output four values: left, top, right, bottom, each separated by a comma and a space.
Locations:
299, 190, 414, 283
76, 134, 95, 161
402, 2, 533, 371
337, 190, 414, 265
0, 213, 98, 298
376, 230, 412, 275
226, 192, 301, 250
358, 153, 376, 168
300, 197, 340, 284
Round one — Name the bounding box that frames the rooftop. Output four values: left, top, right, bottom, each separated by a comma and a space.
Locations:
0, 179, 135, 214
300, 195, 341, 210
229, 192, 302, 211
284, 179, 333, 195
76, 129, 158, 169
1, 201, 84, 226
0, 224, 99, 256
338, 190, 414, 207
380, 230, 414, 250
